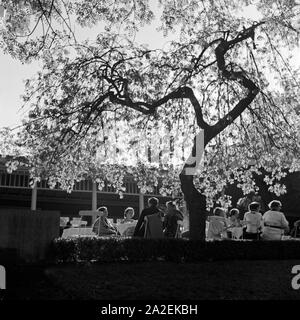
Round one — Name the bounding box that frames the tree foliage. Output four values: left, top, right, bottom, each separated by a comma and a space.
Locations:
1, 0, 300, 208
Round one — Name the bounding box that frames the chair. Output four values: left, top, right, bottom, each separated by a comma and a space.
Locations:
70, 217, 82, 227
175, 220, 184, 238
231, 227, 243, 240
80, 220, 88, 227
144, 213, 164, 239
206, 217, 226, 240
79, 210, 103, 225
60, 217, 69, 227
122, 225, 136, 237
293, 220, 300, 238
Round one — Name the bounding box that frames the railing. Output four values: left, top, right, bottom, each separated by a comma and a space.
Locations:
0, 169, 29, 189
0, 168, 160, 196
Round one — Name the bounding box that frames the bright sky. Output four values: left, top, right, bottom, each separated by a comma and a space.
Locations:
0, 1, 168, 129
0, 25, 166, 129
0, 53, 40, 128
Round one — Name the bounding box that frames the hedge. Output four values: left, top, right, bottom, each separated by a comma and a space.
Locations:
48, 237, 300, 264
0, 248, 18, 266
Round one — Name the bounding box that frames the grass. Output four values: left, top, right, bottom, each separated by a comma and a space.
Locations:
5, 260, 300, 300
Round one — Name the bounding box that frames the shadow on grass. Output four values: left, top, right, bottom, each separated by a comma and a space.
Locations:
6, 260, 300, 300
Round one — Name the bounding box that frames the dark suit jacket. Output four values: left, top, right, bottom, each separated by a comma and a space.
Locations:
163, 209, 183, 238
133, 206, 163, 237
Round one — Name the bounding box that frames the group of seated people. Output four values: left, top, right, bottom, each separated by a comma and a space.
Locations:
91, 197, 184, 238
207, 200, 290, 240
91, 206, 136, 237
64, 197, 294, 241
133, 197, 183, 238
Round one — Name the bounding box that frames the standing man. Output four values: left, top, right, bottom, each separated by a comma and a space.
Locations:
133, 197, 163, 237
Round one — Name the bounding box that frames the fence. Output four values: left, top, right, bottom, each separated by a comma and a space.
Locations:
0, 209, 60, 262
0, 168, 160, 195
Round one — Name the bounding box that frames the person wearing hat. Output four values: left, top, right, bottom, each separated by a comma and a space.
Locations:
92, 206, 119, 236
261, 200, 289, 240
207, 207, 228, 240
243, 202, 262, 240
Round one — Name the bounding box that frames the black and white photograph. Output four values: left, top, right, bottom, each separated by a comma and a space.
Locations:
0, 0, 300, 316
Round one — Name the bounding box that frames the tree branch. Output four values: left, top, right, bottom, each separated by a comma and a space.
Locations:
109, 86, 210, 130
208, 23, 263, 142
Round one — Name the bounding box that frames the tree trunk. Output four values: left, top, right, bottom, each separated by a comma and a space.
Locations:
176, 27, 262, 240
187, 192, 207, 240
180, 173, 207, 240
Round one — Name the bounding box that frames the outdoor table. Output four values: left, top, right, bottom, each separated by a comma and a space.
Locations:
61, 227, 96, 238
115, 221, 137, 236
281, 236, 300, 240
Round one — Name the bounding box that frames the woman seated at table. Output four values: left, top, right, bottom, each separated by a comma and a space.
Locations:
121, 207, 136, 223
120, 207, 136, 237
207, 207, 228, 240
92, 206, 119, 236
261, 200, 289, 240
226, 208, 243, 239
243, 202, 262, 240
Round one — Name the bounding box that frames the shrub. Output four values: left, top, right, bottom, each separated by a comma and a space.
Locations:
49, 238, 77, 263
0, 248, 18, 266
49, 237, 300, 264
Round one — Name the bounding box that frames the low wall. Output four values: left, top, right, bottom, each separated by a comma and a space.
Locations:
0, 209, 60, 262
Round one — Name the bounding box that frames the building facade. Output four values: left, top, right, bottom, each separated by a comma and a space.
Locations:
0, 164, 174, 222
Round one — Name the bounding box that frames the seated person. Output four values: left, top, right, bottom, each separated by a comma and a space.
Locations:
121, 207, 135, 223
243, 202, 262, 240
207, 207, 228, 240
121, 207, 136, 237
261, 200, 289, 240
227, 208, 243, 239
92, 206, 119, 236
133, 197, 164, 237
163, 201, 184, 238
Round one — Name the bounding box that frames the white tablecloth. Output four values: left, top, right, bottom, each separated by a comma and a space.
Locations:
62, 221, 138, 238
115, 221, 137, 235
61, 227, 96, 238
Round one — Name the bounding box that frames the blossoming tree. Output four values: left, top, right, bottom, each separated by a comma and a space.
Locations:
1, 0, 300, 239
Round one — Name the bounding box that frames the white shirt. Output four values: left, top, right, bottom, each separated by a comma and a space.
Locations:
243, 211, 262, 233
262, 210, 289, 240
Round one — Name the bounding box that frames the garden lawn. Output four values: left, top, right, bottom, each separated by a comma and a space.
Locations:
7, 260, 300, 300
